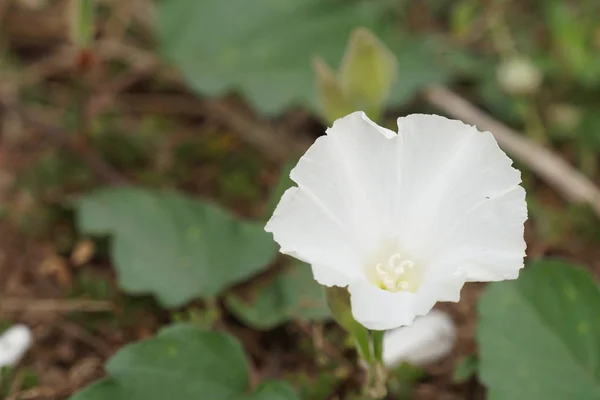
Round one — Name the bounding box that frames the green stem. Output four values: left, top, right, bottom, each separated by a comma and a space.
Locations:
357, 331, 387, 399
323, 287, 388, 398
372, 330, 384, 364
354, 326, 374, 365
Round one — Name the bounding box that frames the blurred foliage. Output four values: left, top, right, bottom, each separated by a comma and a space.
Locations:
170, 303, 221, 331
543, 0, 600, 86
17, 150, 93, 196
69, 324, 299, 400
225, 260, 330, 330
478, 260, 600, 399
292, 371, 341, 400
158, 0, 447, 115
453, 354, 478, 384
0, 367, 38, 398
75, 188, 276, 307
387, 363, 428, 399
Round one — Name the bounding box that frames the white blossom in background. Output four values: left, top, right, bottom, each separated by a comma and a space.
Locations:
496, 57, 542, 96
382, 310, 455, 368
0, 325, 33, 368
266, 112, 527, 330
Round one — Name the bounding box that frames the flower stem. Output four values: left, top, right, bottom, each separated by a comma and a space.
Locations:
354, 325, 374, 365
362, 330, 388, 399
372, 330, 384, 364
324, 287, 388, 398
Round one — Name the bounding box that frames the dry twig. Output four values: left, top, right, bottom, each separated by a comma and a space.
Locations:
0, 298, 114, 313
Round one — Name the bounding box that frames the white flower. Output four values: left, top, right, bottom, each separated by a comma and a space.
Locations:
382, 310, 455, 368
265, 112, 527, 330
0, 325, 32, 369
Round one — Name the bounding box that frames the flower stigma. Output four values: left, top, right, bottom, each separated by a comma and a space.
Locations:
373, 253, 420, 293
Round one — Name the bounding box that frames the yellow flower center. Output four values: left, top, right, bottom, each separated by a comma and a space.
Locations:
373, 253, 420, 292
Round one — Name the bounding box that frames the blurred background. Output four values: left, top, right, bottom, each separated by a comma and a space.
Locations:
1, 0, 600, 399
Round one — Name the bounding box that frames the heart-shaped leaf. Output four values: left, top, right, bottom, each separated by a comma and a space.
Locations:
69, 324, 299, 400
76, 188, 277, 307
478, 260, 600, 400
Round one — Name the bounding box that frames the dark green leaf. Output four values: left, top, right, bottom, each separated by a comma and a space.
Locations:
478, 260, 600, 400
70, 324, 299, 400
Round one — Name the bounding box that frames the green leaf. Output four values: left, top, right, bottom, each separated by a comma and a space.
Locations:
76, 187, 276, 307
225, 260, 330, 330
244, 381, 301, 400
478, 260, 600, 400
69, 324, 299, 400
157, 0, 447, 115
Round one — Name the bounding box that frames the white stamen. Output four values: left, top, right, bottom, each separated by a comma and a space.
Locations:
400, 260, 414, 270
388, 253, 403, 268
373, 252, 419, 292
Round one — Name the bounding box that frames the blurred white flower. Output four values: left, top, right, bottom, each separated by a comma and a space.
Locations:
382, 309, 455, 368
496, 57, 542, 96
0, 325, 33, 368
266, 112, 527, 330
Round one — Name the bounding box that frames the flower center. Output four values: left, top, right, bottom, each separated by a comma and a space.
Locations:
373, 253, 420, 292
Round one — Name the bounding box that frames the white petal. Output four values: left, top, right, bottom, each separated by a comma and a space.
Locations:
433, 186, 527, 281
394, 114, 526, 280
265, 187, 360, 283
348, 272, 466, 330
311, 264, 351, 287
290, 111, 400, 263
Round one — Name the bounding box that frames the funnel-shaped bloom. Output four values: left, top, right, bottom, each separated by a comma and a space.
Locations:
266, 112, 527, 330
